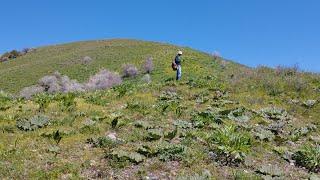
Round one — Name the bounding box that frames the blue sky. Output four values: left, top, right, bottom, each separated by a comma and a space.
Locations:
1, 0, 320, 72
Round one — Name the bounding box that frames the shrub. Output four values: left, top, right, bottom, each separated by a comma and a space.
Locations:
212, 51, 221, 60
19, 85, 44, 99
0, 56, 9, 62
143, 57, 153, 73
7, 50, 21, 59
275, 65, 299, 76
85, 69, 122, 90
21, 48, 35, 54
38, 72, 84, 93
122, 64, 138, 77
206, 125, 252, 163
38, 74, 60, 93
59, 75, 85, 92
82, 56, 93, 64
293, 144, 320, 173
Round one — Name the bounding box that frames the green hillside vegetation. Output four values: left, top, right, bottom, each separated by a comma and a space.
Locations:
0, 39, 320, 179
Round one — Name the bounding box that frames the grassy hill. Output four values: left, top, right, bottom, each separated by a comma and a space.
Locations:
0, 39, 320, 179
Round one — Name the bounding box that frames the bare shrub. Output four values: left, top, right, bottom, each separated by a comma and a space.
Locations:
60, 75, 85, 92
285, 75, 307, 93
0, 56, 9, 62
20, 85, 45, 99
275, 65, 299, 76
21, 48, 35, 55
19, 69, 121, 98
212, 51, 221, 60
38, 71, 84, 93
122, 64, 138, 77
38, 74, 60, 93
82, 56, 93, 64
85, 69, 122, 90
143, 57, 154, 74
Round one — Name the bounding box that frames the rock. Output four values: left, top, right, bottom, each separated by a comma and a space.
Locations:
289, 99, 300, 104
302, 100, 317, 108
83, 118, 95, 126
141, 74, 152, 84
208, 151, 218, 160
256, 164, 284, 177
107, 133, 117, 141
309, 136, 320, 143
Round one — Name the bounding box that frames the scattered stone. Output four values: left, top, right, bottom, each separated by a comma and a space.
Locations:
309, 136, 320, 144
83, 118, 96, 126
302, 100, 317, 108
256, 164, 284, 177
288, 99, 300, 104
107, 133, 117, 141
141, 74, 152, 84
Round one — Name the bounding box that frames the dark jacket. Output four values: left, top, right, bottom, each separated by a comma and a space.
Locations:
175, 55, 182, 65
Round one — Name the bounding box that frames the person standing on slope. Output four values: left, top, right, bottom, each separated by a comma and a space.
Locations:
174, 50, 183, 80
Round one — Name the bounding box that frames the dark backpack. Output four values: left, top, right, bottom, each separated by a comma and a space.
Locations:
172, 61, 177, 71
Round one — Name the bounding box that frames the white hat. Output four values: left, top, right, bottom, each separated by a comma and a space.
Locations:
178, 51, 183, 55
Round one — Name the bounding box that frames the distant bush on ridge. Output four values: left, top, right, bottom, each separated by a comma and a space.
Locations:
143, 57, 154, 74
122, 64, 139, 78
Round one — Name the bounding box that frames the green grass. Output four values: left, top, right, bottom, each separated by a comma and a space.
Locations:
0, 39, 320, 179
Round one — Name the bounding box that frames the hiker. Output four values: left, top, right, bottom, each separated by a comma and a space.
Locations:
174, 51, 183, 80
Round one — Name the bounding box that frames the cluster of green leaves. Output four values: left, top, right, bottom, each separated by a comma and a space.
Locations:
87, 136, 119, 148
137, 143, 186, 162
259, 107, 289, 121
56, 93, 77, 112
293, 144, 320, 173
254, 127, 275, 142
126, 100, 150, 115
192, 106, 253, 128
108, 150, 146, 165
187, 75, 226, 91
191, 109, 223, 127
158, 143, 186, 161
290, 124, 317, 142
113, 82, 134, 98
206, 125, 252, 163
34, 93, 53, 112
16, 115, 50, 131
157, 91, 184, 116
227, 107, 251, 123
83, 91, 110, 106
0, 91, 13, 111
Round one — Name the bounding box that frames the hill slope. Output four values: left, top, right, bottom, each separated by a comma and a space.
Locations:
0, 39, 320, 179
0, 39, 223, 93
